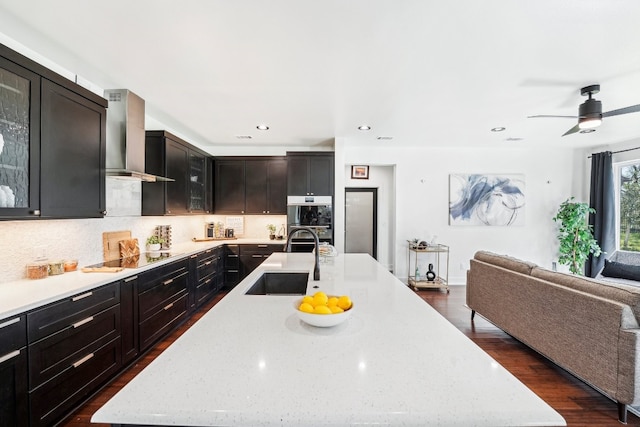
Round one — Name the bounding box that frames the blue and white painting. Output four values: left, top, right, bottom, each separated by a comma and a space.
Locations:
449, 174, 525, 226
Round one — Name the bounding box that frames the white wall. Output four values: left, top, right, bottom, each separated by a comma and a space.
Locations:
335, 142, 579, 284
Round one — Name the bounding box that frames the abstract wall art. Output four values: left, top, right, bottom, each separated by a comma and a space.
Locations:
449, 174, 525, 226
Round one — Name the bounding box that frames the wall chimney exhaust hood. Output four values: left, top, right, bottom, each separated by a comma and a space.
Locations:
104, 89, 173, 182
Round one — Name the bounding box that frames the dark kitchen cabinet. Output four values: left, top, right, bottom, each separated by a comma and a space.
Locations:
0, 56, 40, 218
0, 43, 107, 220
224, 244, 241, 288
214, 159, 245, 214
27, 282, 121, 427
287, 152, 334, 196
137, 259, 189, 352
40, 78, 106, 218
143, 130, 212, 215
215, 157, 286, 215
245, 158, 287, 214
240, 244, 284, 279
192, 247, 221, 309
0, 315, 28, 427
120, 275, 139, 365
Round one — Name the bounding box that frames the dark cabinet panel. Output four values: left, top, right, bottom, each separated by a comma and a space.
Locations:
0, 56, 40, 218
143, 130, 212, 215
267, 159, 287, 214
239, 244, 284, 279
120, 275, 139, 365
215, 160, 245, 214
40, 79, 106, 218
287, 152, 334, 196
0, 315, 28, 427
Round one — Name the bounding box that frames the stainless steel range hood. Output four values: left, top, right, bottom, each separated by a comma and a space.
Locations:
104, 89, 172, 182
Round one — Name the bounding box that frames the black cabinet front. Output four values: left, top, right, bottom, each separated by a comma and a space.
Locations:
0, 315, 28, 427
286, 152, 334, 197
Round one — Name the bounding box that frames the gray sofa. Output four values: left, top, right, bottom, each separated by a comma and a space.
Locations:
467, 251, 640, 423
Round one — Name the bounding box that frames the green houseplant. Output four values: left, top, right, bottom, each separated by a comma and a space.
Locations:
552, 197, 601, 275
146, 235, 165, 250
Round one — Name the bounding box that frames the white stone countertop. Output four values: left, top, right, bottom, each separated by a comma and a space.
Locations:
92, 253, 566, 427
0, 238, 283, 321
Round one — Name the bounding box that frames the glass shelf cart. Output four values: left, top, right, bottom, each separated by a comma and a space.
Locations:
407, 242, 449, 293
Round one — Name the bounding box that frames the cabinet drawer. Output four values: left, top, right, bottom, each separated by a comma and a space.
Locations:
0, 344, 28, 427
137, 260, 188, 294
241, 244, 282, 255
28, 304, 120, 389
195, 273, 217, 306
197, 257, 217, 279
29, 337, 121, 427
197, 248, 216, 263
139, 270, 189, 322
0, 315, 26, 356
27, 282, 119, 342
139, 292, 188, 352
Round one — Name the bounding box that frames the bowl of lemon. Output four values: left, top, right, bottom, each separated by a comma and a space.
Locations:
295, 291, 353, 327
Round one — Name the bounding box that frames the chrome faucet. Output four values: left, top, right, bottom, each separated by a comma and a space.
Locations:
285, 226, 320, 281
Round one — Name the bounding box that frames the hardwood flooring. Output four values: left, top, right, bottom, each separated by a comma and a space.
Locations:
61, 286, 638, 426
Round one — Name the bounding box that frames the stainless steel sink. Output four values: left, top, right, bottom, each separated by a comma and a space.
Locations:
245, 272, 309, 295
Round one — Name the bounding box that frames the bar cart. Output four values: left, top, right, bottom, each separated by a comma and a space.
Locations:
407, 241, 449, 293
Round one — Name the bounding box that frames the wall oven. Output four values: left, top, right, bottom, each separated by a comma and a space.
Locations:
287, 196, 333, 252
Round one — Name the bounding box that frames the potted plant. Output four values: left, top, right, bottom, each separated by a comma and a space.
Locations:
267, 224, 276, 240
146, 235, 165, 251
552, 197, 601, 275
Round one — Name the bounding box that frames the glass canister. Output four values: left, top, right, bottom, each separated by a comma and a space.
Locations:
48, 260, 65, 275
26, 262, 49, 279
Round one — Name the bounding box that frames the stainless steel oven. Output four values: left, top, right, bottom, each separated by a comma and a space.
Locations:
287, 196, 332, 252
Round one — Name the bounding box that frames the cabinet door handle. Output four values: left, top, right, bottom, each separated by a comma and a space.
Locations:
258, 245, 268, 248
72, 316, 94, 328
252, 255, 262, 258
0, 350, 20, 364
72, 353, 94, 368
0, 317, 20, 329
124, 275, 138, 283
229, 254, 238, 258
163, 278, 174, 286
163, 303, 174, 311
72, 292, 93, 302
31, 210, 41, 216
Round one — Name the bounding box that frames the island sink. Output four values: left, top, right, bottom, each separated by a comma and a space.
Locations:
244, 272, 309, 295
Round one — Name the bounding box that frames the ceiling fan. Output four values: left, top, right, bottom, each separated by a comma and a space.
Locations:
528, 84, 640, 136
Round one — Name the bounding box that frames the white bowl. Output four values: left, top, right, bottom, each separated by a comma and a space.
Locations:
294, 298, 353, 328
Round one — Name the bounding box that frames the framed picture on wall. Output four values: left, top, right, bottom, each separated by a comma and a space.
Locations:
351, 165, 369, 179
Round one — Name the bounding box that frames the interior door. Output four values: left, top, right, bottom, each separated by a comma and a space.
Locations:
345, 188, 377, 258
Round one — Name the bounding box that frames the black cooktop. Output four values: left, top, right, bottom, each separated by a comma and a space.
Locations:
85, 252, 180, 269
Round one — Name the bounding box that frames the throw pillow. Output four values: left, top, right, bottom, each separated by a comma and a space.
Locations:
601, 259, 640, 281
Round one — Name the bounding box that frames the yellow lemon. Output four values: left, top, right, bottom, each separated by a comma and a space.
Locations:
313, 292, 329, 307
299, 302, 314, 313
337, 295, 352, 310
327, 297, 339, 307
330, 306, 344, 314
313, 305, 332, 315
302, 296, 314, 305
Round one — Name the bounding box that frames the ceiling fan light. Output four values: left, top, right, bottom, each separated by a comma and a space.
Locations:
578, 117, 602, 129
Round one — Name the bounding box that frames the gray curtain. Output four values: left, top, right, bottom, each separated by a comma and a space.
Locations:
586, 151, 615, 277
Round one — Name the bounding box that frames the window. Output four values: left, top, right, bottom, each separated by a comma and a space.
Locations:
617, 161, 640, 251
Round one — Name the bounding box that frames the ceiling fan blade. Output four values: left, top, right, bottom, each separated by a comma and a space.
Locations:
562, 124, 580, 137
602, 104, 640, 118
528, 115, 578, 119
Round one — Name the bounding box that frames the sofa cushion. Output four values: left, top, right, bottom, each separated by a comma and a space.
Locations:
531, 267, 640, 322
602, 259, 640, 281
474, 251, 537, 275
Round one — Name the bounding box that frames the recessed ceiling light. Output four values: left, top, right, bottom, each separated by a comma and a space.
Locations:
580, 129, 596, 134
358, 125, 371, 131
491, 127, 506, 132
236, 135, 253, 139
376, 136, 393, 140
256, 124, 269, 130
505, 137, 524, 142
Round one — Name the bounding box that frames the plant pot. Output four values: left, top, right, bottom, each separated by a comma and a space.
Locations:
148, 243, 161, 251
269, 234, 276, 240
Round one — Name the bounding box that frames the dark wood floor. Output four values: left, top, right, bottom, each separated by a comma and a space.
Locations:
61, 286, 638, 426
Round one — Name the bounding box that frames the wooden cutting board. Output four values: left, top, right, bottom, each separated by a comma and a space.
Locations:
119, 238, 140, 258
81, 266, 124, 273
103, 230, 131, 261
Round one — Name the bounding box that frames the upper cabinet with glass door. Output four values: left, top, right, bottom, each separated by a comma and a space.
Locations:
0, 57, 40, 217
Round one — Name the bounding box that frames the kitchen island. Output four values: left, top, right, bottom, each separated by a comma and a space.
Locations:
92, 252, 565, 426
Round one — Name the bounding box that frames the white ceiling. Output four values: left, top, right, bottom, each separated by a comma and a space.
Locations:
1, 0, 640, 153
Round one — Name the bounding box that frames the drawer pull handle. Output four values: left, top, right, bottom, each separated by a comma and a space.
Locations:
205, 279, 212, 284
164, 303, 174, 311
205, 261, 213, 266
72, 292, 93, 302
0, 317, 20, 329
72, 353, 94, 368
252, 255, 262, 258
0, 350, 20, 364
258, 245, 268, 248
72, 316, 94, 328
124, 275, 138, 282
163, 278, 174, 286
190, 254, 198, 259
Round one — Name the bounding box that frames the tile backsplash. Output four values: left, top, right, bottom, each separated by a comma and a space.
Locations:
0, 213, 286, 283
